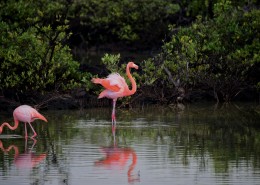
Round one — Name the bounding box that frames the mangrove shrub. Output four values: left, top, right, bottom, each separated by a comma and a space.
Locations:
139, 0, 260, 102
0, 0, 90, 99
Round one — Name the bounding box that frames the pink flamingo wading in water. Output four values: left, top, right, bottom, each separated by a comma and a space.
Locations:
0, 105, 48, 138
92, 61, 138, 124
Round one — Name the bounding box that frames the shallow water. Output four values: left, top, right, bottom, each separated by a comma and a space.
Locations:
0, 103, 260, 185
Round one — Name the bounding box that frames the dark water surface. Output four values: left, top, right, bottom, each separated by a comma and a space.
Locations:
0, 103, 260, 185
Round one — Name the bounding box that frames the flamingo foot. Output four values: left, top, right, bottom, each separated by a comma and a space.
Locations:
30, 133, 37, 139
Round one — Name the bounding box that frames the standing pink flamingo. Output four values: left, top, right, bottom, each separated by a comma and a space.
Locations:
91, 61, 138, 124
0, 105, 47, 138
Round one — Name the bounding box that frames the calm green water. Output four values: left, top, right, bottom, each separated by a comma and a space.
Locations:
0, 103, 260, 185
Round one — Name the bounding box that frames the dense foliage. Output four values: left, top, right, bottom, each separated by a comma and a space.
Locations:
69, 0, 180, 47
138, 0, 260, 102
0, 0, 92, 102
0, 0, 259, 106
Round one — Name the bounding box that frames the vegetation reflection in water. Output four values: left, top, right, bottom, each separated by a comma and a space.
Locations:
0, 103, 260, 184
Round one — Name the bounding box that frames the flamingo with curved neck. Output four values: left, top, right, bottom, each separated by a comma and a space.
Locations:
0, 105, 47, 138
91, 61, 138, 124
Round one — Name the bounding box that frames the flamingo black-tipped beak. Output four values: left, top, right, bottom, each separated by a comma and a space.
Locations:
42, 116, 48, 122
36, 113, 48, 122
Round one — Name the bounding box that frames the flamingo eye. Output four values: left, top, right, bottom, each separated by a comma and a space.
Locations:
129, 62, 137, 68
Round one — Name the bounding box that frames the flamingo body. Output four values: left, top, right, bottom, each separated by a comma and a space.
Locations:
92, 73, 130, 99
0, 105, 47, 138
13, 105, 47, 123
92, 62, 138, 124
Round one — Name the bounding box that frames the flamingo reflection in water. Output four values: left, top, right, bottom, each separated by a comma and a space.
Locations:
0, 138, 46, 169
95, 126, 140, 183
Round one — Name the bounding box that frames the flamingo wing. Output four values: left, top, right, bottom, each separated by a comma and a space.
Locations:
92, 73, 128, 92
107, 73, 128, 91
92, 73, 129, 99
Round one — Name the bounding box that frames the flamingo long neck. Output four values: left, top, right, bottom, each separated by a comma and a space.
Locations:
0, 119, 19, 134
126, 64, 137, 96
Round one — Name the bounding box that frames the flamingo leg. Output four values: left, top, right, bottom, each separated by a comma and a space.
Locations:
24, 122, 28, 138
112, 125, 116, 147
28, 122, 37, 138
112, 99, 117, 125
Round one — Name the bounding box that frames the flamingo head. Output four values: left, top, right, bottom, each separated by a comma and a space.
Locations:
31, 112, 48, 122
128, 61, 139, 70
